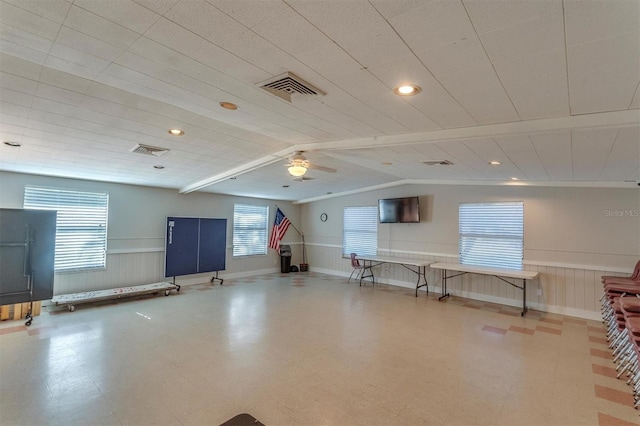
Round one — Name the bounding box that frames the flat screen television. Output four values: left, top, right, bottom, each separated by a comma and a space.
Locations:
378, 197, 420, 223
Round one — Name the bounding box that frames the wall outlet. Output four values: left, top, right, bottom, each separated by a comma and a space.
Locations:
537, 289, 542, 296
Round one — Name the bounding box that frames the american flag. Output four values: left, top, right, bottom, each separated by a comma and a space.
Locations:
268, 208, 291, 252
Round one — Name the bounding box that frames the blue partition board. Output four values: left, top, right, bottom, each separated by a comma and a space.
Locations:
198, 218, 226, 273
165, 217, 227, 278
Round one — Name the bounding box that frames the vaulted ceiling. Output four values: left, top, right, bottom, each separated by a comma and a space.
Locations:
1, 0, 638, 201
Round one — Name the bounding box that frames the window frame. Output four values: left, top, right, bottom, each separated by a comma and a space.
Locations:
23, 186, 109, 272
458, 201, 524, 270
342, 206, 378, 257
233, 204, 269, 257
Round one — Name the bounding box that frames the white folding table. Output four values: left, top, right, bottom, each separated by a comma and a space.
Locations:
430, 262, 539, 315
356, 255, 433, 297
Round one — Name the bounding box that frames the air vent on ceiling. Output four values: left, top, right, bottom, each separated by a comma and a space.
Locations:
258, 72, 326, 102
423, 160, 454, 166
131, 144, 169, 156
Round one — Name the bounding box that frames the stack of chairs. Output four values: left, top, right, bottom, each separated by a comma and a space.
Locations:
601, 260, 640, 410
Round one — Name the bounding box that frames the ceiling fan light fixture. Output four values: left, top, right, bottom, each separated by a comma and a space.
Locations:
288, 165, 307, 177
394, 85, 421, 96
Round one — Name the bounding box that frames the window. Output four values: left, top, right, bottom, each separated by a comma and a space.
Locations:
24, 186, 109, 272
343, 206, 378, 257
233, 204, 268, 256
459, 202, 524, 270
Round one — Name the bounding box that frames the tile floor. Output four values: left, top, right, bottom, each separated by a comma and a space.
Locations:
0, 272, 638, 426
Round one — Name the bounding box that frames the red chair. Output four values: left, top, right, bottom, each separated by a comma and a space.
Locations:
348, 253, 364, 283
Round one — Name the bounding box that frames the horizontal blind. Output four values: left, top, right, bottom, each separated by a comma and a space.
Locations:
24, 186, 109, 272
233, 204, 268, 256
459, 202, 524, 270
343, 206, 377, 256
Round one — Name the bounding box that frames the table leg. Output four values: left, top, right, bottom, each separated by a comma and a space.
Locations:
521, 279, 528, 316
438, 269, 450, 300
415, 266, 428, 297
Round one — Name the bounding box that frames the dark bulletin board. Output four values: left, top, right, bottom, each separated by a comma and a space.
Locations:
164, 217, 227, 278
0, 209, 56, 305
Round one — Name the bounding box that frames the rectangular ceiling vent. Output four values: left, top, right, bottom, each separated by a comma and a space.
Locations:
131, 144, 169, 157
258, 72, 326, 103
423, 160, 454, 166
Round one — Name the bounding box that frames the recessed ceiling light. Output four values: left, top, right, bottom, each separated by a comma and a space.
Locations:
489, 161, 501, 165
153, 165, 165, 169
220, 102, 239, 110
511, 177, 519, 180
394, 85, 421, 96
4, 141, 21, 147
168, 128, 184, 136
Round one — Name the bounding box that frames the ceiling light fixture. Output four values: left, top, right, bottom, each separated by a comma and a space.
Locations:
511, 177, 519, 180
153, 165, 165, 169
394, 85, 421, 96
4, 141, 21, 147
220, 102, 239, 110
168, 129, 184, 136
489, 161, 501, 165
288, 165, 307, 177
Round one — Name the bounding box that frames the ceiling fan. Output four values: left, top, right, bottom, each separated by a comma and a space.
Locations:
285, 151, 337, 177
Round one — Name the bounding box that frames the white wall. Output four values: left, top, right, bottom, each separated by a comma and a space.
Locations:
300, 184, 640, 320
0, 171, 304, 295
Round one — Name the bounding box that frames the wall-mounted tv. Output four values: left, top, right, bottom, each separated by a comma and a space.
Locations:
378, 197, 420, 223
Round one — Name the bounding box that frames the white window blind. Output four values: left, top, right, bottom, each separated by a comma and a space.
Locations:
459, 202, 524, 270
343, 206, 378, 257
24, 186, 109, 272
233, 204, 268, 256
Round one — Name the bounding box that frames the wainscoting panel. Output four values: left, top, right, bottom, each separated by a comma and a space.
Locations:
306, 243, 630, 320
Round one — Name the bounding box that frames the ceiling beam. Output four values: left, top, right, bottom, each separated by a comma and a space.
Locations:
180, 110, 639, 193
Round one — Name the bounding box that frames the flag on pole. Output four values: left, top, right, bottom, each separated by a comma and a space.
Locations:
268, 208, 291, 252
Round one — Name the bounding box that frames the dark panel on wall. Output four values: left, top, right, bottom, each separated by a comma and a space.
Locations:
198, 218, 226, 273
165, 217, 226, 278
0, 209, 56, 305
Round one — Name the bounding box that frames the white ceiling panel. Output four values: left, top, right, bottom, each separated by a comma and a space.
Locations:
571, 129, 618, 180
72, 0, 160, 34
389, 0, 476, 52
599, 126, 640, 181
0, 21, 54, 55
63, 4, 140, 49
369, 0, 431, 20
462, 0, 559, 35
433, 65, 519, 123
0, 1, 61, 41
530, 132, 573, 181
490, 48, 569, 119
2, 0, 71, 24
564, 0, 640, 46
0, 0, 638, 201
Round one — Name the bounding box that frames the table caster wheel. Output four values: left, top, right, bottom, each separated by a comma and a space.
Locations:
25, 318, 32, 326
69, 305, 75, 312
164, 290, 170, 296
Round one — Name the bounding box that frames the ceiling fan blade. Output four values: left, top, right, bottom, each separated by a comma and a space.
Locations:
306, 164, 337, 173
